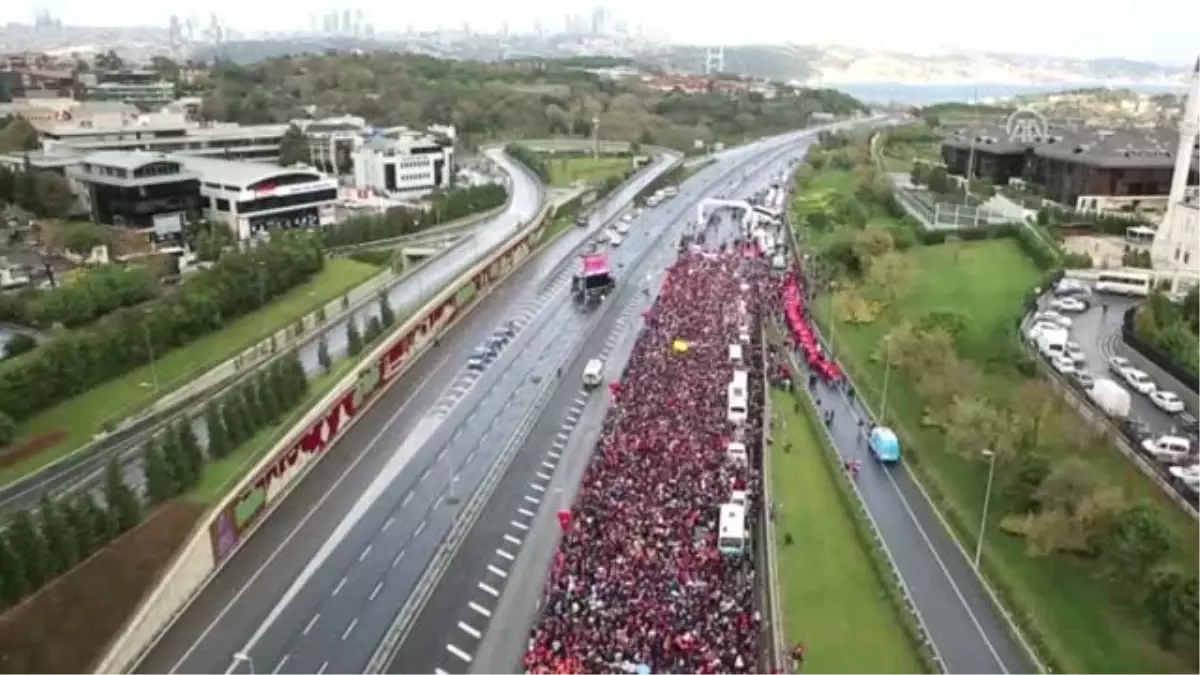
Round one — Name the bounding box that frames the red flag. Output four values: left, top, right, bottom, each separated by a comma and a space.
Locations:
557, 509, 571, 531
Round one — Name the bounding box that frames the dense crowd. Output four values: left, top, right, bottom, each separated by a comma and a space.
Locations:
526, 245, 773, 675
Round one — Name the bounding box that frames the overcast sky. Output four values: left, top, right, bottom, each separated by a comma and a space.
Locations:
5, 0, 1198, 64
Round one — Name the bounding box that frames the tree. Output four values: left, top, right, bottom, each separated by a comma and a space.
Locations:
158, 427, 191, 490
103, 457, 143, 535
6, 507, 52, 588
1143, 565, 1199, 649
241, 384, 266, 431
222, 400, 247, 448
365, 315, 383, 343
64, 495, 99, 559
379, 293, 395, 327
346, 319, 363, 357
205, 400, 230, 459
143, 438, 177, 504
176, 420, 204, 483
38, 492, 78, 572
944, 395, 1019, 464
31, 171, 76, 218
0, 117, 39, 153
1104, 504, 1173, 585
0, 410, 15, 446
76, 493, 111, 551
60, 222, 109, 256
277, 124, 310, 166
317, 336, 332, 374
0, 535, 28, 606
284, 350, 308, 399
256, 370, 282, 423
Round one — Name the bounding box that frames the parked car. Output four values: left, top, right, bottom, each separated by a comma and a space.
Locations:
1178, 411, 1199, 435
1071, 370, 1096, 391
1064, 341, 1087, 365
1050, 296, 1088, 313
1150, 390, 1186, 414
1053, 278, 1089, 296
1141, 436, 1193, 464
1034, 311, 1073, 328
1108, 356, 1132, 374
1050, 353, 1077, 375
1121, 418, 1154, 445
1168, 464, 1200, 489
1120, 368, 1157, 396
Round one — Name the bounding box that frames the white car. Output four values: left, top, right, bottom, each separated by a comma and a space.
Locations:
622, 213, 635, 223
1168, 464, 1200, 488
1064, 341, 1086, 365
1142, 438, 1192, 464
1033, 311, 1073, 329
1120, 368, 1157, 395
1150, 390, 1185, 414
1049, 296, 1088, 313
1108, 356, 1132, 374
1050, 353, 1077, 375
1026, 321, 1062, 341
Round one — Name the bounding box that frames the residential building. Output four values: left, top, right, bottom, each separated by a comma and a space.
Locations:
67, 151, 202, 242
1151, 59, 1200, 282
352, 130, 454, 196
176, 156, 339, 239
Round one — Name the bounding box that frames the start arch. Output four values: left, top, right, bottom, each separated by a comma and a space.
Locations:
697, 198, 755, 234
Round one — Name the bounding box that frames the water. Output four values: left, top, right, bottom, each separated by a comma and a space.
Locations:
832, 82, 1190, 105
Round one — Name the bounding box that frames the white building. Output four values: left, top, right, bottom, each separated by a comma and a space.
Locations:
1151, 58, 1200, 290
175, 156, 339, 240
352, 131, 454, 196
36, 113, 288, 162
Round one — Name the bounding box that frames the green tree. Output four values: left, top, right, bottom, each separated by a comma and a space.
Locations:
103, 458, 143, 535
277, 124, 310, 166
79, 493, 112, 548
241, 384, 266, 432
0, 535, 28, 606
65, 495, 100, 558
176, 420, 204, 484
1143, 564, 1199, 649
143, 438, 177, 504
0, 117, 39, 153
1104, 504, 1173, 585
7, 507, 52, 588
222, 400, 246, 448
347, 319, 363, 357
256, 370, 282, 423
317, 336, 332, 373
269, 361, 295, 410
0, 410, 15, 446
205, 400, 230, 459
31, 171, 76, 218
379, 293, 395, 327
158, 428, 191, 490
38, 492, 78, 572
365, 315, 383, 343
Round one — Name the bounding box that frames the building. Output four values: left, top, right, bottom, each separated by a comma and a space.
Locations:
175, 156, 338, 239
1151, 60, 1200, 280
67, 151, 202, 241
36, 114, 288, 162
80, 71, 177, 110
352, 130, 454, 196
300, 115, 368, 174
0, 99, 141, 131
942, 121, 1196, 215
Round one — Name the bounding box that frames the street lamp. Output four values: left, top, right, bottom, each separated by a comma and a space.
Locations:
879, 336, 892, 426
974, 449, 997, 569
143, 310, 160, 393
232, 652, 255, 674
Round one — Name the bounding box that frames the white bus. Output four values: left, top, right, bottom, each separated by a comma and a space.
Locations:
1095, 270, 1152, 297
728, 378, 748, 423
718, 503, 747, 555
1124, 226, 1156, 248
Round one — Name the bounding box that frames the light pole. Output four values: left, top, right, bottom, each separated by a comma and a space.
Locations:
879, 336, 892, 426
962, 87, 979, 208
232, 652, 255, 674
974, 449, 997, 569
142, 311, 160, 393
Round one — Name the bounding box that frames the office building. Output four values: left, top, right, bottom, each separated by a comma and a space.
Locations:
37, 114, 288, 162
80, 71, 177, 110
67, 151, 202, 242
352, 131, 454, 196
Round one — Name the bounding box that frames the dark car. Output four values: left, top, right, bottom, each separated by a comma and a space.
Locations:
1070, 370, 1096, 391
1121, 418, 1154, 446
1178, 411, 1199, 435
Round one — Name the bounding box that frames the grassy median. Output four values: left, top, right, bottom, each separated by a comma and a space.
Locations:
545, 155, 635, 187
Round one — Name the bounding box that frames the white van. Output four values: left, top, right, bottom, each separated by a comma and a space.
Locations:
738, 323, 751, 344
582, 358, 604, 388
1036, 328, 1069, 358
730, 489, 748, 508
728, 344, 744, 365
727, 441, 748, 465
1141, 436, 1191, 464
605, 229, 623, 247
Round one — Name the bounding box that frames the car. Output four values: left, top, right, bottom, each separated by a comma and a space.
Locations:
1121, 418, 1154, 445
1140, 436, 1192, 464
616, 221, 632, 235
1071, 370, 1096, 391
1033, 311, 1073, 328
1168, 464, 1200, 488
1053, 279, 1093, 298
1150, 390, 1186, 414
1178, 411, 1199, 435
1120, 368, 1157, 395
1026, 321, 1063, 341
1064, 341, 1086, 365
466, 351, 488, 371
1108, 356, 1132, 374
621, 213, 635, 223
1050, 353, 1076, 375
1049, 296, 1088, 313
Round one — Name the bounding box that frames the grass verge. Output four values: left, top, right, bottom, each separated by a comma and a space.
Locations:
544, 155, 634, 187
2, 258, 381, 485
813, 239, 1198, 673
769, 387, 928, 674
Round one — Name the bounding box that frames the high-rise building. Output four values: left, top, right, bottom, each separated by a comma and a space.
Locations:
1150, 58, 1200, 280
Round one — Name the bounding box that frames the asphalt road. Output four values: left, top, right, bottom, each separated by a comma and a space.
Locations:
382, 139, 826, 675
134, 152, 679, 675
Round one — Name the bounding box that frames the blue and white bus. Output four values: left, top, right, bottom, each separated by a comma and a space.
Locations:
718, 503, 747, 555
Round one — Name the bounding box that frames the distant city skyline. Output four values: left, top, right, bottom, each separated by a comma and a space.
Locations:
3, 0, 1197, 64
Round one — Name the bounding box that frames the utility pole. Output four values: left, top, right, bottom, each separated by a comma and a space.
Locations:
963, 87, 978, 208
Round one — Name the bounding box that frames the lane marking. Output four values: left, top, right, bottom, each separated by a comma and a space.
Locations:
458, 621, 482, 639
530, 483, 546, 492
435, 669, 449, 675
446, 644, 473, 663
436, 448, 446, 461
547, 451, 561, 459
332, 577, 347, 597
541, 461, 556, 470
469, 601, 492, 618
511, 520, 529, 531
414, 519, 427, 536
496, 548, 515, 561
518, 507, 535, 518
382, 516, 394, 532
478, 582, 500, 597
392, 549, 406, 568
536, 471, 552, 481
504, 534, 522, 546
402, 492, 414, 508
433, 494, 445, 510
552, 440, 566, 449
420, 467, 432, 481
271, 654, 289, 675
358, 544, 372, 562
341, 617, 358, 641
524, 495, 540, 504
369, 581, 383, 601
302, 613, 320, 636
488, 564, 509, 579
316, 661, 328, 675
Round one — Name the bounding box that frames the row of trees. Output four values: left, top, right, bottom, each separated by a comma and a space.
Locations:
504, 144, 550, 183
0, 164, 77, 220
0, 233, 324, 422
28, 264, 159, 328
1134, 288, 1200, 376
909, 161, 997, 200
0, 350, 310, 609
323, 183, 508, 249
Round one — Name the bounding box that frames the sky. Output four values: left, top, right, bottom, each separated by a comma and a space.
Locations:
3, 0, 1198, 64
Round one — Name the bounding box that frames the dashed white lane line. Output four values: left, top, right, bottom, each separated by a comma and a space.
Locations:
303, 613, 320, 636
547, 450, 561, 459
447, 644, 473, 663
316, 661, 329, 675
536, 471, 552, 480
341, 617, 358, 641
530, 483, 546, 492
435, 668, 449, 674
392, 549, 406, 568
433, 494, 445, 509
524, 494, 540, 504
402, 492, 414, 508
420, 466, 432, 481
271, 654, 289, 674
479, 581, 500, 597
504, 533, 522, 546
488, 564, 509, 578
497, 548, 515, 561
382, 516, 395, 532
511, 519, 529, 531
458, 620, 482, 639
559, 423, 572, 431
469, 601, 492, 618
332, 577, 347, 597
415, 519, 427, 536
369, 581, 383, 601
518, 507, 535, 518
541, 461, 556, 470
359, 544, 372, 562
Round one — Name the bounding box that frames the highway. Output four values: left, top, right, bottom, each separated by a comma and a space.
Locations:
379, 140, 824, 674
133, 149, 679, 675
0, 147, 632, 516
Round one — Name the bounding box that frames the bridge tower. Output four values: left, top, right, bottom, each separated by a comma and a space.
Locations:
704, 46, 726, 75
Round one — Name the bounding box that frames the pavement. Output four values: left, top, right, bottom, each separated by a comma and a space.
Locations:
381, 138, 827, 675
0, 148, 548, 517
134, 151, 679, 675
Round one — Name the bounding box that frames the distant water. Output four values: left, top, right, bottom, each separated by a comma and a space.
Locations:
829, 82, 1190, 105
